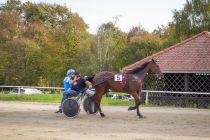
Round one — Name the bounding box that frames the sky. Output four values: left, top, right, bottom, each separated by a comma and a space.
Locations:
1, 0, 186, 34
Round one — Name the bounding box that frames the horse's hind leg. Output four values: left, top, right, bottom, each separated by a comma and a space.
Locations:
97, 103, 105, 117
92, 86, 107, 118
96, 96, 105, 117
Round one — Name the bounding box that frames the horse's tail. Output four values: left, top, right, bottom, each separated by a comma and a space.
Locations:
85, 74, 95, 83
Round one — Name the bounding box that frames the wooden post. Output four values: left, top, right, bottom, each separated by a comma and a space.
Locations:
184, 74, 189, 92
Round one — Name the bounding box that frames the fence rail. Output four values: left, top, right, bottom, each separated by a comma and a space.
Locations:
0, 86, 209, 108
0, 86, 63, 90
0, 86, 63, 94
141, 90, 210, 108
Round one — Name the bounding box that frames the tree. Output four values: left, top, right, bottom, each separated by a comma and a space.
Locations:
0, 44, 7, 85
127, 26, 148, 42
22, 1, 70, 27
0, 4, 24, 85
0, 10, 23, 43
118, 29, 162, 67
0, 1, 90, 86
0, 0, 22, 13
93, 22, 126, 72
173, 0, 210, 40
2, 39, 44, 85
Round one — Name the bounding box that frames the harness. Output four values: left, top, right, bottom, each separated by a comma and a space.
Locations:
120, 71, 144, 91
120, 71, 127, 88
93, 71, 144, 89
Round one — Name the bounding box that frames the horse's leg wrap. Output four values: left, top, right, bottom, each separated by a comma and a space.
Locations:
96, 102, 106, 117
100, 112, 106, 117
128, 106, 137, 110
139, 114, 146, 118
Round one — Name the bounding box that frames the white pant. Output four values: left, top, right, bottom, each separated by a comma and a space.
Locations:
85, 89, 95, 97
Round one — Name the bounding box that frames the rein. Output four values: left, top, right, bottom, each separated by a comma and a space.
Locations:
76, 71, 128, 95
93, 75, 114, 87
76, 75, 114, 95
93, 71, 127, 88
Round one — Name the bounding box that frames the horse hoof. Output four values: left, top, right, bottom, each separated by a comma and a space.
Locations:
139, 115, 146, 119
128, 106, 136, 111
100, 113, 106, 118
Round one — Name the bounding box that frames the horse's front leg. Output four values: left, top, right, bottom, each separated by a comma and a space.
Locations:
129, 91, 144, 118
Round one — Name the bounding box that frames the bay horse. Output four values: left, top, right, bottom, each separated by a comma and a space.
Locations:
91, 59, 163, 118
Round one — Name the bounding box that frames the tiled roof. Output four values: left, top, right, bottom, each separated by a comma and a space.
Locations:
123, 31, 210, 73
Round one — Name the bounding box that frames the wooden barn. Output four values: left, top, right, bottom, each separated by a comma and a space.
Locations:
123, 31, 210, 92
123, 31, 210, 107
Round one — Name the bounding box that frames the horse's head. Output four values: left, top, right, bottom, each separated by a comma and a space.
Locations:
148, 59, 164, 79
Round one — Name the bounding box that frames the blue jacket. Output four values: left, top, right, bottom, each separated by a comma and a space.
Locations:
63, 76, 72, 91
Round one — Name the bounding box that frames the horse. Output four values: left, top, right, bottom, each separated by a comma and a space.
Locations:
91, 59, 164, 118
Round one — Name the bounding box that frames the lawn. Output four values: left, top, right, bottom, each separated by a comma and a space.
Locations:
0, 94, 134, 106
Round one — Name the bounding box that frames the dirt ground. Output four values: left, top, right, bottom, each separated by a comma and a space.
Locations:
0, 101, 210, 140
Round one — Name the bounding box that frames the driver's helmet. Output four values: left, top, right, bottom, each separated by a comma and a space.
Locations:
66, 69, 75, 76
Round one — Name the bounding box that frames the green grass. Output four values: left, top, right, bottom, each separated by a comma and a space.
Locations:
0, 94, 135, 106
1, 94, 208, 108
101, 98, 133, 106
0, 94, 61, 103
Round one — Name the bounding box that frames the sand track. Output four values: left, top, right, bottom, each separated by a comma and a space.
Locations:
0, 101, 209, 140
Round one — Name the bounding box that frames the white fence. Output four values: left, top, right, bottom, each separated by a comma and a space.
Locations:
0, 86, 63, 94
142, 90, 210, 104
0, 86, 209, 107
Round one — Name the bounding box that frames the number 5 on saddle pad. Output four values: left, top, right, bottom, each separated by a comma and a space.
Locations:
114, 74, 122, 81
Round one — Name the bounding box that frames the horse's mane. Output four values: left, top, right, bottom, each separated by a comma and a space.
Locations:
128, 61, 151, 74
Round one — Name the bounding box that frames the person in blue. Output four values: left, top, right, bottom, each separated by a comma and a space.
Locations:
55, 69, 76, 113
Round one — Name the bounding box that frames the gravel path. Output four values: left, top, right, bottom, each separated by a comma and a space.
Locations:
0, 101, 210, 140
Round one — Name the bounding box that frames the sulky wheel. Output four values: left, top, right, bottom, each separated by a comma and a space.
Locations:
62, 98, 80, 118
83, 97, 99, 114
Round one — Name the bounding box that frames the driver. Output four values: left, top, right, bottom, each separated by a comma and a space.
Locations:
69, 72, 95, 100
55, 71, 94, 113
